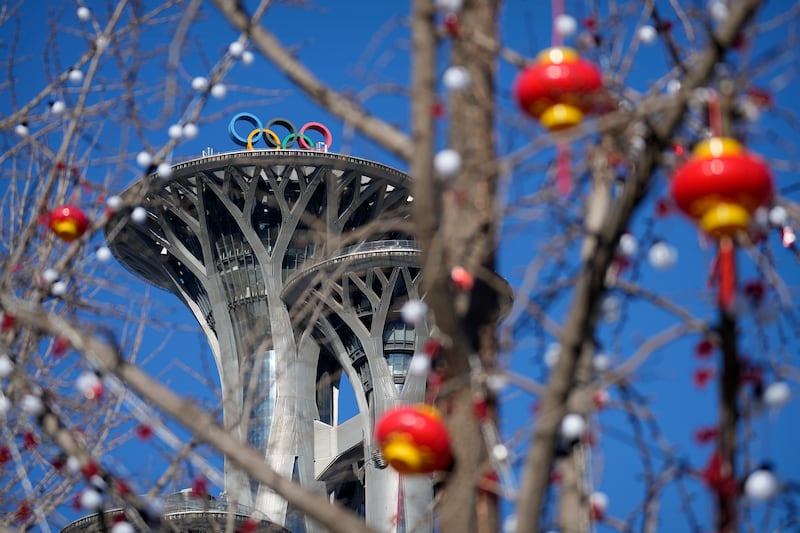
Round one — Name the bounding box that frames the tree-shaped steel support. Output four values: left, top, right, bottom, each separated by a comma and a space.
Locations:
106, 150, 422, 533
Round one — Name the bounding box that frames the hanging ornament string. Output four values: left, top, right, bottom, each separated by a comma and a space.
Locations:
717, 236, 737, 312
708, 91, 723, 138
551, 0, 564, 47
552, 0, 571, 194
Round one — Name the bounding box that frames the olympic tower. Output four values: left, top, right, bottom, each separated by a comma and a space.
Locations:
105, 116, 432, 533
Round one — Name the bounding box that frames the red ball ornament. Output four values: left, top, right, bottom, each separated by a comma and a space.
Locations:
670, 137, 773, 237
450, 265, 474, 291
48, 205, 90, 242
375, 405, 452, 474
514, 47, 603, 131
0, 446, 10, 465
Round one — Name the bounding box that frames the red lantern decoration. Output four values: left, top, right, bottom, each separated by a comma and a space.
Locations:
48, 205, 90, 242
670, 137, 773, 237
375, 405, 452, 474
670, 137, 774, 310
514, 47, 604, 131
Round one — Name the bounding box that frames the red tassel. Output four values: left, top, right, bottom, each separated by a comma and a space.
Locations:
718, 237, 736, 311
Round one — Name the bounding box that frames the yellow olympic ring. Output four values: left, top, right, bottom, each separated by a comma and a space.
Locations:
246, 128, 282, 151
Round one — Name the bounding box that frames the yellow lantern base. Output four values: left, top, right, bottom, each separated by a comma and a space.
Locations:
51, 220, 80, 241
383, 440, 426, 474
540, 104, 584, 131
699, 202, 750, 237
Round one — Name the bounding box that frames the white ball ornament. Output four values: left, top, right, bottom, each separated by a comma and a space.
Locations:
745, 468, 778, 501
590, 491, 609, 518
554, 14, 578, 37
210, 84, 227, 99
692, 87, 712, 104
486, 373, 509, 393
157, 162, 173, 179
241, 50, 255, 66
408, 354, 431, 377
15, 123, 29, 137
21, 394, 44, 416
43, 268, 60, 284
191, 76, 209, 92
95, 246, 112, 262
131, 206, 148, 224
434, 149, 462, 178
491, 443, 509, 461
434, 0, 463, 12
768, 205, 788, 227
182, 123, 199, 139
106, 195, 122, 211
618, 233, 638, 257
544, 342, 561, 368
763, 381, 790, 408
68, 69, 84, 84
630, 136, 646, 153
648, 241, 677, 269
667, 79, 681, 94
111, 522, 135, 533
601, 295, 621, 323
638, 25, 657, 44
560, 413, 586, 440
76, 6, 91, 21
401, 300, 427, 325
593, 353, 611, 372
136, 151, 153, 169
50, 100, 66, 114
0, 354, 14, 378
66, 456, 81, 474
77, 371, 104, 400
708, 1, 729, 22
442, 66, 471, 91
146, 498, 165, 517
167, 124, 183, 139
753, 206, 770, 228
51, 280, 68, 296
738, 98, 761, 122
228, 41, 245, 58
90, 474, 107, 490
80, 488, 102, 510
95, 36, 109, 52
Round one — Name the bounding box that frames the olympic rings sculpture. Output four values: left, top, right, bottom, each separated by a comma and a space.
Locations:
228, 113, 333, 151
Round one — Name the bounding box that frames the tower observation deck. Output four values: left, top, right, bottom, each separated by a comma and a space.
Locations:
106, 141, 433, 532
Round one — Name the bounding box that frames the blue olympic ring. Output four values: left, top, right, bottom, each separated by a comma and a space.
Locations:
228, 113, 333, 151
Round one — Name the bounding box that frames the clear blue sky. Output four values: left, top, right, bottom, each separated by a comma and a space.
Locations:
3, 1, 799, 531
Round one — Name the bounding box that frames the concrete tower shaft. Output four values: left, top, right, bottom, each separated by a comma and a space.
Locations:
106, 150, 418, 532
282, 243, 432, 532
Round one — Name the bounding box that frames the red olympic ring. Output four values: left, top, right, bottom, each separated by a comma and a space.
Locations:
228, 113, 333, 151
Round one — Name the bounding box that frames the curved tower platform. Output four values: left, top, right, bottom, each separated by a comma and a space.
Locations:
106, 149, 430, 532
